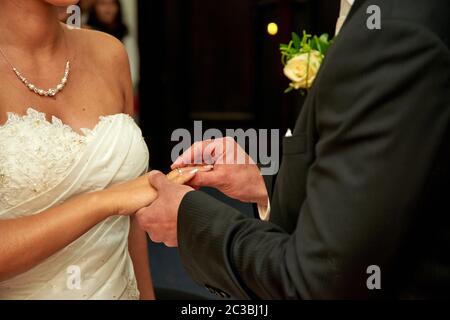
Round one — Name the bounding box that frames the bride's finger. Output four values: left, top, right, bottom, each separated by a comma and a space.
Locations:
167, 165, 213, 184
166, 165, 211, 180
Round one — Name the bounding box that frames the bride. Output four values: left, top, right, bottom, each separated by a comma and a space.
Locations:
0, 0, 205, 300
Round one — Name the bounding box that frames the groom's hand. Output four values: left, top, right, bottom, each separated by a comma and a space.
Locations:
171, 137, 268, 208
136, 170, 194, 247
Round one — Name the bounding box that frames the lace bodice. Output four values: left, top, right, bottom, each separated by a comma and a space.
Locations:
0, 107, 149, 300
0, 108, 94, 209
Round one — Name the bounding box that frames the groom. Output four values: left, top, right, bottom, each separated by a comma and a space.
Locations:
137, 0, 450, 299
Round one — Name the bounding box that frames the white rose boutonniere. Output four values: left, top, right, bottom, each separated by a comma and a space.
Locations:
280, 31, 333, 93
283, 50, 323, 90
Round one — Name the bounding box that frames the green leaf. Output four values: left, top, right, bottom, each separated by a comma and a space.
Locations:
284, 86, 294, 94
319, 33, 329, 43
292, 32, 301, 50
311, 36, 321, 52
301, 31, 312, 46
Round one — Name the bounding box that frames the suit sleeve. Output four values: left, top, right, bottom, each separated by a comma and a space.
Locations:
178, 19, 450, 299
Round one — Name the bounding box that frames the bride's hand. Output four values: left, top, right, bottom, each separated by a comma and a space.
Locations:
102, 165, 213, 216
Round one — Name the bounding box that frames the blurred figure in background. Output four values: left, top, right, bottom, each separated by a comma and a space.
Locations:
87, 0, 128, 41
87, 0, 139, 90
79, 0, 95, 25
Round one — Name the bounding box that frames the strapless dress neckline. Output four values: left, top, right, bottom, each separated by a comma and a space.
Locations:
0, 107, 131, 138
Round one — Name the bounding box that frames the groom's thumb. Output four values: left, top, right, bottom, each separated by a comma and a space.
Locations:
148, 170, 168, 191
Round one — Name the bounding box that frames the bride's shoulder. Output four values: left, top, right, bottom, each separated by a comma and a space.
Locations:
64, 26, 132, 114
66, 26, 130, 72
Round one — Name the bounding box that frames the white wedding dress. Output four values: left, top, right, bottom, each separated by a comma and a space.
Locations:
0, 108, 149, 300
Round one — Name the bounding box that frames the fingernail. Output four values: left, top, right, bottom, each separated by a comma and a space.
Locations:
203, 165, 214, 171
189, 168, 199, 174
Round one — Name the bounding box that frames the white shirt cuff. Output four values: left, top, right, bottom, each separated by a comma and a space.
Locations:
257, 199, 271, 221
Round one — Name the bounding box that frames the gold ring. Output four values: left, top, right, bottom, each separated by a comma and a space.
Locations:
177, 168, 183, 176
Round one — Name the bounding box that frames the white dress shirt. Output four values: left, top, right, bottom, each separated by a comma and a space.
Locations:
258, 0, 354, 221
336, 0, 355, 36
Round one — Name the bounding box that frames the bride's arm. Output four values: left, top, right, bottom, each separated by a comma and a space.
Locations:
129, 216, 155, 300
0, 175, 157, 282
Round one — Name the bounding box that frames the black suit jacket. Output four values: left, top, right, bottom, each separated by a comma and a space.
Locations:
178, 0, 450, 299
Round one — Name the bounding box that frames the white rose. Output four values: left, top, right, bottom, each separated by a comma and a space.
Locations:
283, 50, 323, 90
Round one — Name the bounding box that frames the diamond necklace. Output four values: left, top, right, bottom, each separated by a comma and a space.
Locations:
0, 29, 71, 98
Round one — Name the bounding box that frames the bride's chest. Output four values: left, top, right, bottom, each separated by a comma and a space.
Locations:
0, 109, 89, 197
0, 60, 124, 129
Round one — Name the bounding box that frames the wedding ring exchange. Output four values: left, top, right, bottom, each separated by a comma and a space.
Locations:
171, 121, 280, 176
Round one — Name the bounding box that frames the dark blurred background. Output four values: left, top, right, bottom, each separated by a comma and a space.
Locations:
138, 0, 340, 171
77, 0, 340, 298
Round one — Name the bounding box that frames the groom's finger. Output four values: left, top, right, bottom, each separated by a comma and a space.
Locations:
165, 239, 178, 248
148, 170, 169, 191
148, 232, 163, 243
187, 170, 221, 188
171, 140, 215, 169
136, 205, 158, 229
171, 143, 199, 169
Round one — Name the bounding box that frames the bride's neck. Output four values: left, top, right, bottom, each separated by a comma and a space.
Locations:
0, 0, 63, 56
